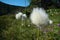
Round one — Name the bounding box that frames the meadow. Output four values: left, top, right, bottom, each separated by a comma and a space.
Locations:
0, 9, 60, 40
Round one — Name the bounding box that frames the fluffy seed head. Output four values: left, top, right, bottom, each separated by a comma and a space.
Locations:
30, 8, 49, 26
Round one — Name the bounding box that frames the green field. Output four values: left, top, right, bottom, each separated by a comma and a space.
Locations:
0, 9, 60, 40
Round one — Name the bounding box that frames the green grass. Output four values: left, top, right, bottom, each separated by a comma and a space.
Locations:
0, 9, 60, 40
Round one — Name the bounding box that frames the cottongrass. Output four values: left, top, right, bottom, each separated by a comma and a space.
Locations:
0, 9, 60, 40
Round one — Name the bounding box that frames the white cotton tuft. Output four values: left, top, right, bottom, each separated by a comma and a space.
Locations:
22, 14, 27, 18
30, 7, 49, 27
15, 12, 23, 19
22, 14, 27, 20
49, 20, 53, 24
